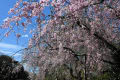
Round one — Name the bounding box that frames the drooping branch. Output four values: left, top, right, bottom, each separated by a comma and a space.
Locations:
100, 59, 116, 65
43, 40, 86, 60
94, 32, 118, 53
77, 20, 119, 54
93, 0, 105, 5
64, 64, 78, 79
76, 19, 120, 67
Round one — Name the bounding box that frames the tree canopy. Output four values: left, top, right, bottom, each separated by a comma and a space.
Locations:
0, 55, 30, 80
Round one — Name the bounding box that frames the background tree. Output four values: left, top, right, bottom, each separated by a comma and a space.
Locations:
0, 55, 30, 80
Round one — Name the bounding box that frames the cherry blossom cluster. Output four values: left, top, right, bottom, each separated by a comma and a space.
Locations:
1, 0, 120, 79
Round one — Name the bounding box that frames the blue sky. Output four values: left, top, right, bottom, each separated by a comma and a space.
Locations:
0, 0, 51, 62
0, 0, 29, 61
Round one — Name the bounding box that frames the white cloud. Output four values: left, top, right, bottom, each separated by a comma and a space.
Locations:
3, 17, 9, 22
0, 43, 24, 50
0, 43, 25, 61
0, 50, 22, 56
0, 50, 12, 54
0, 49, 22, 61
22, 34, 28, 38
14, 53, 22, 56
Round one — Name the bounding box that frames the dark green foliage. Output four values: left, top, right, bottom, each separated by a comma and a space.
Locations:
44, 65, 75, 80
44, 63, 84, 80
90, 72, 111, 80
0, 55, 30, 80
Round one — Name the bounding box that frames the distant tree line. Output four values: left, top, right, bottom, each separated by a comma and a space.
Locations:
0, 55, 30, 80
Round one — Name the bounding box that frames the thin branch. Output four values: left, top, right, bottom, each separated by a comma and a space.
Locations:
101, 59, 119, 65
